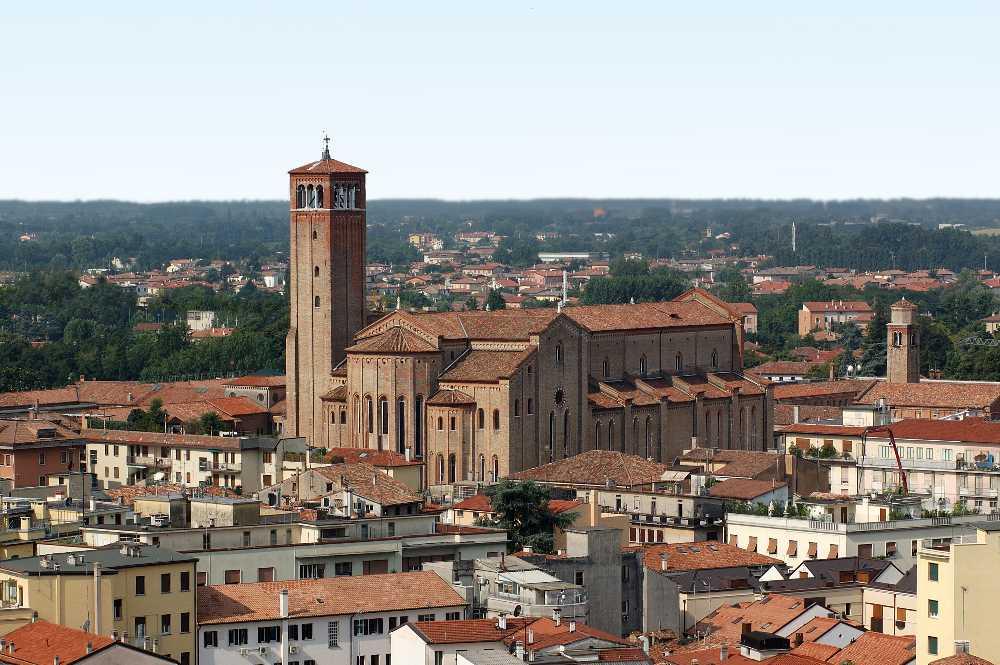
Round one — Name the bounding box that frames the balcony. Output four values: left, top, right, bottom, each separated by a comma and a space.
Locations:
199, 461, 241, 473
959, 487, 998, 499
860, 456, 958, 472
126, 456, 171, 469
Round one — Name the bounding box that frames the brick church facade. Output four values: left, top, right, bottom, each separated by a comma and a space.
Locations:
285, 145, 773, 485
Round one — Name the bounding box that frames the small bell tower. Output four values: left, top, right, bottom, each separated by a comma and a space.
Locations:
887, 299, 919, 384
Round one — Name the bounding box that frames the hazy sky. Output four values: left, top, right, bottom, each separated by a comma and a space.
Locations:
3, 2, 999, 202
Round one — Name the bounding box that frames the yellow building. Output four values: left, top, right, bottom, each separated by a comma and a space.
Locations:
0, 545, 198, 665
917, 523, 1000, 665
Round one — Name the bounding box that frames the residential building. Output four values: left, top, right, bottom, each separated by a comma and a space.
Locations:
321, 447, 424, 491
724, 511, 992, 571
0, 545, 197, 663
258, 463, 423, 516
185, 310, 217, 332
917, 523, 1000, 665
797, 301, 874, 337
863, 566, 917, 635
197, 572, 466, 665
390, 616, 633, 665
82, 430, 305, 492
0, 421, 86, 488
0, 620, 176, 665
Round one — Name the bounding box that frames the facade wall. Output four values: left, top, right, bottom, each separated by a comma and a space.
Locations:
0, 444, 85, 488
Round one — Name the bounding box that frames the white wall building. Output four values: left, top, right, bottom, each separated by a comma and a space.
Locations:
198, 572, 466, 665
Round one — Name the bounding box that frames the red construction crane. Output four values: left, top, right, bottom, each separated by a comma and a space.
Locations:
861, 424, 908, 494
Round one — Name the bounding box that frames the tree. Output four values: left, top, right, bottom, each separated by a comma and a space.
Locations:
479, 480, 575, 554
485, 289, 506, 311
192, 411, 227, 435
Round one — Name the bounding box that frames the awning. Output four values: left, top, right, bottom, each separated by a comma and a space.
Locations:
827, 543, 839, 559
787, 540, 798, 556
747, 536, 758, 552
808, 542, 818, 558
768, 538, 778, 555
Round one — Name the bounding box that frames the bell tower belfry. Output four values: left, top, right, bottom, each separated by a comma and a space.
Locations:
887, 298, 919, 384
285, 136, 367, 444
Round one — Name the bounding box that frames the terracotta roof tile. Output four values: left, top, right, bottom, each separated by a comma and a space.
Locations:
322, 447, 422, 467
198, 571, 462, 624
695, 594, 817, 648
790, 643, 842, 661
0, 620, 114, 665
106, 482, 240, 506
772, 380, 874, 402
224, 375, 286, 388
511, 450, 672, 487
0, 420, 82, 446
408, 617, 532, 644
831, 632, 915, 665
81, 429, 242, 450
708, 478, 786, 501
929, 655, 995, 665
859, 380, 1000, 410
562, 301, 730, 332
440, 349, 535, 383
641, 542, 781, 572
288, 157, 367, 174
346, 327, 438, 354
427, 389, 477, 406
312, 462, 421, 506
664, 648, 756, 665
802, 301, 873, 313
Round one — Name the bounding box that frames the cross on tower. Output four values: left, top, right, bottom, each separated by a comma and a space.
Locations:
321, 132, 331, 160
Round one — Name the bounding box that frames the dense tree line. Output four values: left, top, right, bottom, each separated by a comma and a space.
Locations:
0, 273, 287, 391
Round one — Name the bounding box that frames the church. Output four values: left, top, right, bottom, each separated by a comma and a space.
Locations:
284, 143, 773, 487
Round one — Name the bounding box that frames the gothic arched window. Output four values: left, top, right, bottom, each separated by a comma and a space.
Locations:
639, 355, 647, 376
493, 409, 501, 431
477, 409, 485, 430
603, 358, 610, 378
448, 454, 456, 483
513, 399, 520, 417
492, 455, 499, 482
711, 349, 718, 369
296, 185, 305, 209
675, 352, 683, 373
563, 410, 570, 458
315, 185, 324, 208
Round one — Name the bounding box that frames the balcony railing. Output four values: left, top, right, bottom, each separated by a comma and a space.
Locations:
199, 461, 241, 473
126, 456, 171, 469
959, 487, 998, 498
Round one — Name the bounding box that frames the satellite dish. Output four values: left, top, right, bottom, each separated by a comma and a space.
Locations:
152, 472, 165, 482
513, 605, 522, 617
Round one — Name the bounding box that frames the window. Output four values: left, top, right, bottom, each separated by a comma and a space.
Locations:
258, 567, 275, 582
257, 625, 281, 643
135, 575, 145, 595
197, 572, 207, 587
372, 657, 380, 665
302, 623, 313, 640
928, 636, 938, 655
289, 625, 299, 640
493, 409, 501, 430
379, 396, 389, 435
513, 399, 520, 417
675, 352, 683, 372
203, 631, 218, 648
556, 344, 563, 364
224, 570, 241, 584
161, 573, 171, 593
575, 571, 585, 586
180, 571, 190, 592
228, 628, 248, 646
711, 349, 718, 369
418, 614, 436, 622
314, 266, 320, 277
327, 621, 340, 647
886, 541, 897, 557
113, 598, 122, 620
181, 612, 190, 633
435, 652, 444, 665
314, 296, 321, 308
38, 452, 45, 465
436, 417, 443, 431
161, 614, 171, 635
928, 599, 939, 618
359, 658, 366, 665
335, 562, 353, 576
944, 449, 953, 461
446, 611, 461, 621
353, 618, 384, 636
449, 417, 456, 431
300, 563, 325, 579
639, 355, 647, 375
134, 617, 146, 638
478, 408, 485, 429
928, 562, 939, 581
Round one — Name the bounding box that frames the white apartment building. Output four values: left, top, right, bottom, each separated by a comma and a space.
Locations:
84, 430, 303, 492
197, 572, 466, 665
725, 511, 992, 570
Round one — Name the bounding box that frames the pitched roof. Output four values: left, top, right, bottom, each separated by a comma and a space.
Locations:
0, 620, 114, 665
288, 157, 367, 174
510, 450, 672, 488
789, 643, 842, 661
322, 447, 422, 467
695, 594, 818, 646
346, 327, 438, 354
198, 571, 462, 624
772, 380, 874, 401
858, 381, 1000, 410
80, 429, 242, 450
451, 494, 493, 512
106, 482, 240, 506
752, 361, 819, 376
802, 301, 873, 313
427, 389, 477, 406
879, 417, 1000, 445
224, 375, 286, 388
831, 632, 915, 665
776, 423, 867, 437
641, 542, 781, 572
708, 478, 786, 501
929, 655, 995, 665
313, 462, 421, 506
0, 420, 81, 446
562, 301, 730, 332
385, 309, 558, 342
663, 647, 756, 665
440, 349, 535, 383
407, 617, 533, 644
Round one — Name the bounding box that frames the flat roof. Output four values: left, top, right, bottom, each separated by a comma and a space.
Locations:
0, 547, 196, 576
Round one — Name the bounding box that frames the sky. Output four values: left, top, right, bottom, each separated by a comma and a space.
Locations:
2, 2, 1000, 202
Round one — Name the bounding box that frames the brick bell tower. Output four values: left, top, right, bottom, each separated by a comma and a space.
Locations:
285, 136, 367, 444
887, 298, 919, 384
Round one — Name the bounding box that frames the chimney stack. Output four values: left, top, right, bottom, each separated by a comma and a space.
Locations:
279, 589, 289, 619
741, 622, 752, 635
569, 621, 576, 633
498, 614, 507, 630
794, 633, 804, 647
86, 643, 93, 654
720, 645, 729, 662
660, 552, 669, 571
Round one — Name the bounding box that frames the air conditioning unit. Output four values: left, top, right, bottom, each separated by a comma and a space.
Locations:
258, 647, 268, 655
289, 646, 299, 655
239, 648, 249, 656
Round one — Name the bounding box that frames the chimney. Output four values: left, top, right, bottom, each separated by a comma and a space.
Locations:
515, 641, 524, 661
792, 405, 800, 423
279, 589, 289, 619
794, 633, 804, 647
527, 628, 534, 644
86, 643, 93, 654
720, 645, 729, 662
498, 614, 507, 630
54, 657, 60, 665
660, 552, 669, 571
589, 489, 600, 525
553, 608, 561, 627
741, 622, 752, 635
568, 621, 576, 633
523, 545, 533, 554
